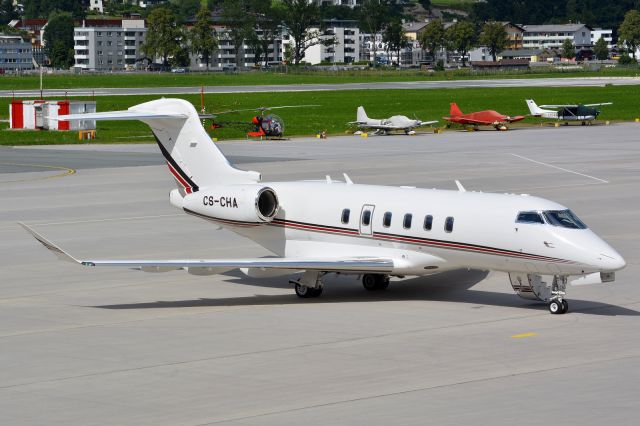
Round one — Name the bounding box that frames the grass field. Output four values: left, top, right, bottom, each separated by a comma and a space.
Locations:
1, 66, 639, 91
1, 84, 639, 145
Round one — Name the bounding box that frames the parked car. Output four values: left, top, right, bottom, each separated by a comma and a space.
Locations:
171, 67, 187, 73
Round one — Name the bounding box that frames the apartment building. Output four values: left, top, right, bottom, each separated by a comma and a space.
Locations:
591, 28, 613, 49
0, 35, 34, 72
522, 23, 591, 50
286, 20, 360, 65
74, 20, 147, 71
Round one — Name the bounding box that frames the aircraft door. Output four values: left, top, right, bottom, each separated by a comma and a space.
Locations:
359, 204, 375, 236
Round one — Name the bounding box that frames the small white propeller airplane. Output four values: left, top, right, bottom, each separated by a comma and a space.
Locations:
21, 98, 626, 314
348, 106, 438, 135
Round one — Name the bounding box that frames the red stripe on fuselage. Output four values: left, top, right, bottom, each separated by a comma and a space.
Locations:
167, 162, 192, 194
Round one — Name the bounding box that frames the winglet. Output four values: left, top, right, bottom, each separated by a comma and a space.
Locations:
19, 222, 81, 264
343, 173, 354, 184
455, 180, 466, 192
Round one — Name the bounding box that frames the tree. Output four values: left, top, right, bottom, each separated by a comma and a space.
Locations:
246, 0, 283, 66
419, 19, 445, 64
619, 9, 640, 60
593, 37, 609, 61
142, 7, 182, 68
561, 38, 575, 60
479, 21, 507, 62
383, 19, 408, 66
418, 0, 431, 11
445, 21, 476, 67
189, 7, 218, 70
0, 0, 17, 25
221, 0, 255, 69
280, 0, 334, 65
44, 11, 74, 69
23, 0, 84, 19
358, 0, 391, 65
170, 0, 201, 23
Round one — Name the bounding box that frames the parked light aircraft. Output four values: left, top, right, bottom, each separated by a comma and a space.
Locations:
526, 99, 612, 125
21, 98, 626, 314
444, 103, 525, 131
349, 106, 437, 135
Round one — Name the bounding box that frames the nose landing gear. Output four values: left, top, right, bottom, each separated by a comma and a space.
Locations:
509, 273, 570, 314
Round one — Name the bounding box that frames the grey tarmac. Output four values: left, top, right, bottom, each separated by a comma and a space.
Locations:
1, 123, 639, 425
2, 76, 640, 98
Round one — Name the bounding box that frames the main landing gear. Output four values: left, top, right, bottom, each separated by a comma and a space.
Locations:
291, 270, 324, 298
362, 274, 390, 291
291, 272, 391, 298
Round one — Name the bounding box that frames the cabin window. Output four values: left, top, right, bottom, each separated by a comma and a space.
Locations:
383, 212, 392, 227
445, 216, 454, 233
424, 215, 433, 231
403, 213, 412, 229
543, 210, 587, 229
516, 211, 544, 224
341, 208, 350, 224
362, 210, 371, 226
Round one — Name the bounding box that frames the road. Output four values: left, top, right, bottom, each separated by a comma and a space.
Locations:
2, 76, 639, 98
1, 124, 639, 425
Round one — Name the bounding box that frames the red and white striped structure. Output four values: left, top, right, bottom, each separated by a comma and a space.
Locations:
10, 100, 97, 131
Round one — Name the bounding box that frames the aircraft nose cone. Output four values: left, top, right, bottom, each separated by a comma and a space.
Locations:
599, 252, 626, 271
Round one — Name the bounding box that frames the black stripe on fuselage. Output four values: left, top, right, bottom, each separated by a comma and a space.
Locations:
153, 135, 199, 192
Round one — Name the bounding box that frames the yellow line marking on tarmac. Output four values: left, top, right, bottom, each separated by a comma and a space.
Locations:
0, 162, 76, 184
511, 332, 538, 339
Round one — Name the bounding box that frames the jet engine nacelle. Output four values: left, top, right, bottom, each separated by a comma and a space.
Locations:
179, 185, 279, 223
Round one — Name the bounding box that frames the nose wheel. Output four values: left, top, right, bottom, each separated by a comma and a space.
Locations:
549, 298, 569, 314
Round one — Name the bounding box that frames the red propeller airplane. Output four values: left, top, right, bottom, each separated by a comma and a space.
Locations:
444, 103, 525, 131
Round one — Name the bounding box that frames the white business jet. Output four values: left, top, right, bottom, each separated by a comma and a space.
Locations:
21, 98, 626, 314
349, 106, 437, 135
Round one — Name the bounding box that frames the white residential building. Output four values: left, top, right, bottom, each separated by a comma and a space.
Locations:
522, 24, 591, 50
74, 19, 147, 71
284, 20, 359, 65
591, 28, 613, 49
313, 0, 362, 7
88, 0, 104, 13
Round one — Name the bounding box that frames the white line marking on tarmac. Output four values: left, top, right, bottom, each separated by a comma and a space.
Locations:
510, 153, 609, 183
31, 214, 184, 226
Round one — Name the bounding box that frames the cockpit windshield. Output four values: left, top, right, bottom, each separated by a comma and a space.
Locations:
543, 210, 587, 229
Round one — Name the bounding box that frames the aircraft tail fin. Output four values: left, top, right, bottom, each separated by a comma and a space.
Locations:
449, 103, 463, 117
57, 98, 260, 194
525, 99, 544, 116
356, 106, 369, 122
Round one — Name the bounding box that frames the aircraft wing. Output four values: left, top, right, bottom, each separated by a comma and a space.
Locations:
20, 223, 394, 273
583, 102, 612, 107
539, 104, 576, 108
445, 117, 492, 125
53, 110, 189, 121
420, 120, 439, 126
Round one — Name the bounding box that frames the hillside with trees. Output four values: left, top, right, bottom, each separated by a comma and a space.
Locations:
470, 0, 640, 37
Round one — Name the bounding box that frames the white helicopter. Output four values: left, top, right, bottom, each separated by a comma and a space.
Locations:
21, 98, 626, 315
349, 106, 438, 135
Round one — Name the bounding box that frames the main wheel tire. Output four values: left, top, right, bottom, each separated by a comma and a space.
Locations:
549, 300, 562, 314
363, 274, 378, 291
376, 275, 390, 290
309, 287, 323, 298
295, 283, 311, 298
561, 299, 569, 314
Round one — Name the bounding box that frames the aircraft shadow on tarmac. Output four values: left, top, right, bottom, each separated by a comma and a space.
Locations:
94, 269, 639, 317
